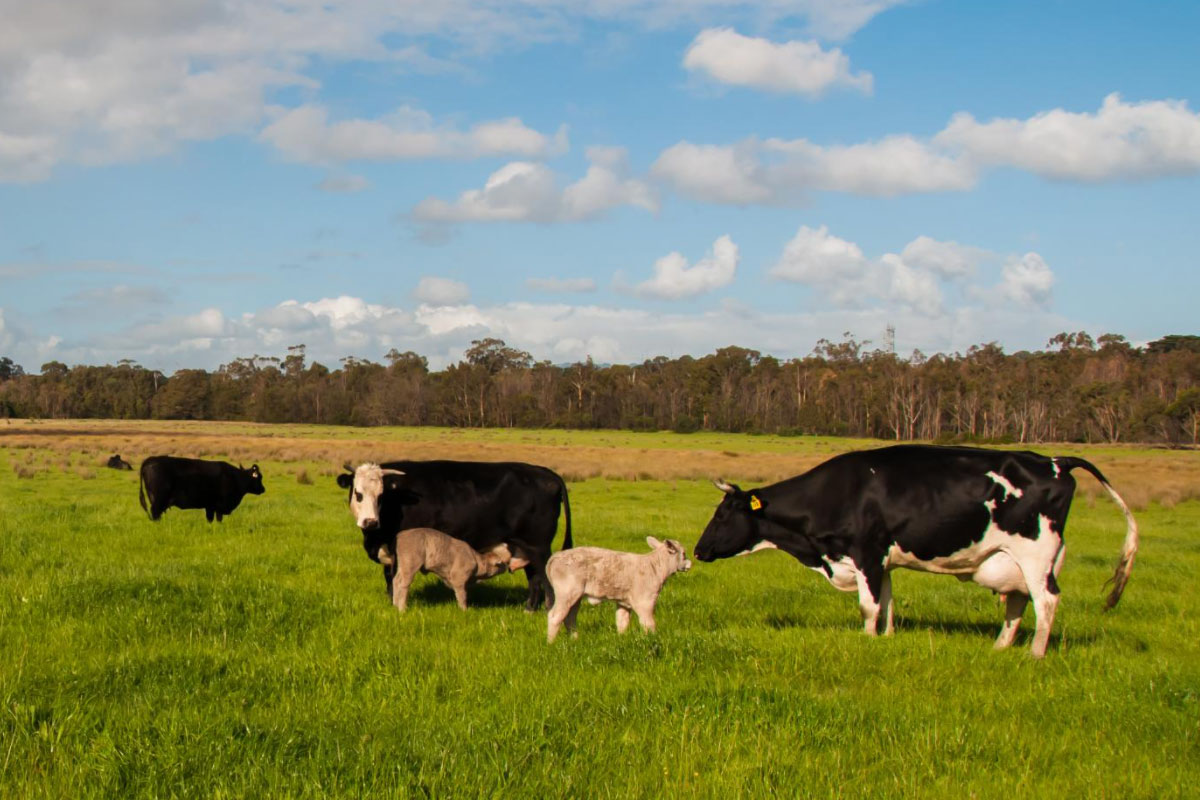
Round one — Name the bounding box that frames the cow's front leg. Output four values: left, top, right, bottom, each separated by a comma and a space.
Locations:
205, 508, 215, 523
853, 564, 884, 636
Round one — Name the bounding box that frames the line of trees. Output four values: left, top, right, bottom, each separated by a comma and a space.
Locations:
2, 334, 1199, 444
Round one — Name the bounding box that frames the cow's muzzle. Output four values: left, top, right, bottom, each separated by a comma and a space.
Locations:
359, 517, 380, 531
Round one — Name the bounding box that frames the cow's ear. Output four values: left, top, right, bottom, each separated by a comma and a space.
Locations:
747, 493, 766, 513
336, 474, 353, 489
646, 535, 663, 549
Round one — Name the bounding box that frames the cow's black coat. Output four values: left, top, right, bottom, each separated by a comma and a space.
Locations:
106, 454, 133, 470
338, 460, 572, 610
139, 456, 265, 522
694, 444, 1136, 643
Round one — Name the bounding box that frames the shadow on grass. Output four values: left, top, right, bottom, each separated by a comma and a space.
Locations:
763, 611, 1106, 649
405, 579, 530, 609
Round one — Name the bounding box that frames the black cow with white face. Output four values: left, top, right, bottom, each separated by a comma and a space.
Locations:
337, 460, 572, 611
693, 445, 1139, 658
139, 456, 265, 522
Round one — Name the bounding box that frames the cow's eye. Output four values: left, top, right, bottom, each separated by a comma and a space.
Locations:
355, 491, 363, 502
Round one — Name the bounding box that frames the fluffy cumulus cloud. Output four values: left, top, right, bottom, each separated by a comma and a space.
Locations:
936, 93, 1200, 181
633, 235, 739, 299
653, 95, 1200, 205
683, 28, 872, 97
412, 147, 658, 224
652, 135, 976, 203
414, 276, 470, 305
260, 106, 567, 164
0, 0, 903, 181
13, 290, 1077, 373
769, 226, 1053, 316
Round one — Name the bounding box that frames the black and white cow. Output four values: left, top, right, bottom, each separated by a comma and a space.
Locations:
693, 445, 1138, 658
337, 460, 573, 610
139, 456, 265, 522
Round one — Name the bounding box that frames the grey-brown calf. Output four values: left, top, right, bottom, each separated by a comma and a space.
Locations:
545, 537, 692, 642
379, 527, 529, 611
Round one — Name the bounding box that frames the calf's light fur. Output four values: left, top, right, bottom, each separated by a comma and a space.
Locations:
545, 536, 691, 642
379, 527, 528, 611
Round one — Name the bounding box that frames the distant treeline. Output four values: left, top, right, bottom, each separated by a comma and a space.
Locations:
2, 333, 1199, 445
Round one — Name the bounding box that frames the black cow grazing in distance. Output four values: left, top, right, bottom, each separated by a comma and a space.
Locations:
139, 456, 265, 523
337, 460, 572, 611
106, 454, 133, 470
693, 445, 1139, 658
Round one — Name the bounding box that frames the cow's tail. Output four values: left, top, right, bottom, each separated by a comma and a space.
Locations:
1058, 457, 1139, 610
138, 468, 152, 520
557, 472, 573, 550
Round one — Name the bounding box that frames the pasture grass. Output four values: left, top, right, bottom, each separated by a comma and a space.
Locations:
1, 423, 1198, 798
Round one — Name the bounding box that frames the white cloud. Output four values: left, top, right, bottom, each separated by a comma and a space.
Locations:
261, 105, 567, 164
634, 234, 739, 299
683, 28, 872, 97
655, 95, 1200, 205
937, 93, 1200, 181
413, 148, 658, 224
899, 236, 985, 278
996, 252, 1055, 307
653, 135, 976, 203
414, 276, 470, 305
525, 277, 598, 292
0, 0, 903, 181
769, 225, 1055, 317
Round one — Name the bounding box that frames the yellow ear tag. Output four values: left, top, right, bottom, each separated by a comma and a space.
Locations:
749, 495, 763, 511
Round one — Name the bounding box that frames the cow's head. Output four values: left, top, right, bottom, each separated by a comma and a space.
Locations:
242, 464, 265, 495
693, 480, 768, 562
336, 462, 405, 531
475, 543, 528, 579
647, 536, 692, 573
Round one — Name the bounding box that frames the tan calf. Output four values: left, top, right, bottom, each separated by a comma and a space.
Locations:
545, 537, 692, 642
379, 527, 528, 611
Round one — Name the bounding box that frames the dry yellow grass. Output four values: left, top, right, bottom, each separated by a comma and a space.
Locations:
1, 418, 1196, 510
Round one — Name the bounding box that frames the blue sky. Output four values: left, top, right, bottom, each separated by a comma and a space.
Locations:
1, 0, 1197, 372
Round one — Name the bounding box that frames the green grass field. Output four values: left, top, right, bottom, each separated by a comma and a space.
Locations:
2, 426, 1198, 798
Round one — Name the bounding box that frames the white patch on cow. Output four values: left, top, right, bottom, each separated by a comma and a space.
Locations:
986, 470, 1024, 501
1051, 458, 1061, 478
736, 540, 778, 557
870, 468, 876, 474
805, 555, 858, 592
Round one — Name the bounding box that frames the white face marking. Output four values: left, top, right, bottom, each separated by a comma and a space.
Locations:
350, 464, 386, 529
735, 540, 778, 557
986, 470, 1024, 501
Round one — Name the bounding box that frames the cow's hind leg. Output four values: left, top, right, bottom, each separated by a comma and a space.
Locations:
205, 508, 215, 523
994, 592, 1029, 650
563, 599, 581, 638
1015, 537, 1062, 659
879, 572, 895, 636
615, 606, 631, 634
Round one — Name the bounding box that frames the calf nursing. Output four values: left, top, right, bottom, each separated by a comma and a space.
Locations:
545, 537, 691, 642
380, 527, 529, 611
